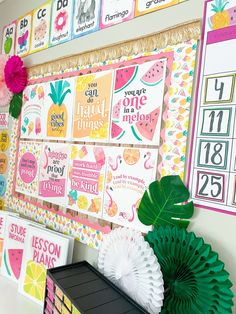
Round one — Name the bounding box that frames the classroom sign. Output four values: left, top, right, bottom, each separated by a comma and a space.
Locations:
135, 0, 185, 17
1, 21, 16, 55
16, 13, 32, 57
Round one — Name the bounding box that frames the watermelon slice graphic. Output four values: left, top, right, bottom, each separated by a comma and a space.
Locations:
132, 108, 161, 141
112, 100, 121, 120
8, 249, 23, 279
115, 66, 138, 93
141, 60, 165, 86
111, 122, 125, 140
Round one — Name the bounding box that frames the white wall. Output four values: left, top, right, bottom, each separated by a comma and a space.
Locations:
1, 0, 235, 308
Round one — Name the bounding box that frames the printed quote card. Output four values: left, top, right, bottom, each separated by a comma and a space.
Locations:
44, 78, 75, 139
50, 0, 73, 46
30, 1, 51, 53
72, 0, 101, 38
67, 145, 106, 218
100, 0, 135, 29
1, 21, 16, 55
73, 71, 113, 142
135, 0, 183, 17
16, 13, 32, 57
103, 147, 157, 232
21, 84, 45, 139
16, 141, 41, 197
111, 59, 166, 145
39, 143, 69, 205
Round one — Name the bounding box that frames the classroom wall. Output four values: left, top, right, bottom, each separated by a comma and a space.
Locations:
0, 0, 235, 307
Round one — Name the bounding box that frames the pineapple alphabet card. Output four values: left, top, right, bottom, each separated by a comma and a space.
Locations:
1, 21, 16, 55
16, 13, 32, 57
111, 59, 167, 145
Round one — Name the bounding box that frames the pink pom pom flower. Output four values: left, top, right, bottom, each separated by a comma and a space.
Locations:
4, 55, 28, 94
0, 54, 13, 107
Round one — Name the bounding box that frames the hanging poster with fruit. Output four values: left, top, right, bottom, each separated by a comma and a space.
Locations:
111, 59, 167, 145
16, 12, 32, 57
135, 0, 186, 17
15, 141, 41, 197
30, 1, 51, 54
188, 0, 236, 216
67, 145, 107, 218
100, 0, 135, 29
49, 0, 74, 46
21, 84, 45, 139
44, 78, 75, 139
39, 143, 69, 206
73, 71, 113, 142
103, 147, 157, 231
72, 0, 101, 38
1, 21, 16, 55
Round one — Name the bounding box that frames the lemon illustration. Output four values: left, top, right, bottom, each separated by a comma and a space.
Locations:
76, 75, 96, 92
77, 195, 88, 210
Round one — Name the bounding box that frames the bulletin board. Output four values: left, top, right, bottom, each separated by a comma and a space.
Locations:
5, 21, 200, 249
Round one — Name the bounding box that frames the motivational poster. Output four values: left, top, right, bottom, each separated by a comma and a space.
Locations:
21, 84, 45, 139
15, 141, 41, 197
44, 78, 75, 139
39, 143, 69, 205
30, 1, 51, 53
73, 71, 113, 142
100, 0, 135, 29
72, 0, 101, 38
49, 0, 74, 46
103, 147, 157, 232
0, 153, 8, 174
1, 21, 16, 55
16, 12, 32, 57
111, 59, 166, 145
135, 0, 184, 17
67, 145, 107, 218
0, 113, 9, 129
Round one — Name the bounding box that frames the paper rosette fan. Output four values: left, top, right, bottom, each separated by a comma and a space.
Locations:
98, 227, 164, 314
146, 226, 234, 314
0, 55, 12, 107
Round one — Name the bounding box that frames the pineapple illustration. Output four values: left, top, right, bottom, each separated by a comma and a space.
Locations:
211, 0, 230, 30
47, 80, 71, 137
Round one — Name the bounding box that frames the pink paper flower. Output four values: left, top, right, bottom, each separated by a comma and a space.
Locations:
4, 55, 28, 94
0, 55, 12, 107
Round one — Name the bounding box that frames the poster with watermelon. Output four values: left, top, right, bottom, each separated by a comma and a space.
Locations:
18, 226, 72, 306
110, 59, 167, 145
73, 71, 113, 142
67, 145, 107, 218
103, 147, 157, 232
1, 21, 16, 56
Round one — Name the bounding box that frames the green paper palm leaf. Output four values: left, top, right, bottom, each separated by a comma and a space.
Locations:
138, 175, 194, 229
9, 92, 23, 119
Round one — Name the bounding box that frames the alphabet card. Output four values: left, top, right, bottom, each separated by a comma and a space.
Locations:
103, 147, 157, 232
111, 59, 166, 145
15, 141, 41, 197
21, 83, 45, 139
39, 143, 69, 206
67, 145, 107, 218
30, 1, 51, 53
100, 0, 135, 29
135, 0, 184, 17
50, 0, 74, 46
1, 21, 16, 55
44, 78, 75, 140
72, 0, 101, 38
16, 13, 32, 57
73, 71, 113, 142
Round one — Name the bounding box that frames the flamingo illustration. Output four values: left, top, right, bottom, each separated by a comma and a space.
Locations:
106, 186, 117, 217
108, 155, 122, 171
144, 152, 155, 170
119, 204, 136, 222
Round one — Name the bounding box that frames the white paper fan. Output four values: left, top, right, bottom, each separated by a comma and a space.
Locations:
98, 227, 164, 314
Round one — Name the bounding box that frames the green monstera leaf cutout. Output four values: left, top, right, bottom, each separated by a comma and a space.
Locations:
138, 175, 194, 229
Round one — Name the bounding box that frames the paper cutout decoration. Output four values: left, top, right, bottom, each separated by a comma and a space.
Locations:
39, 143, 69, 205
21, 84, 45, 139
111, 59, 166, 145
15, 141, 41, 197
135, 0, 184, 17
103, 147, 157, 232
0, 153, 8, 174
49, 0, 73, 46
0, 113, 9, 129
67, 145, 106, 218
0, 131, 9, 152
30, 1, 51, 53
100, 0, 135, 29
73, 71, 113, 142
98, 227, 164, 314
16, 13, 32, 57
1, 21, 16, 55
72, 0, 101, 38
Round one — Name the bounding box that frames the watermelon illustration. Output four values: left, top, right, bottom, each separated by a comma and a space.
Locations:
111, 122, 125, 139
115, 66, 138, 93
141, 60, 165, 86
132, 108, 161, 141
112, 100, 121, 120
8, 249, 23, 279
